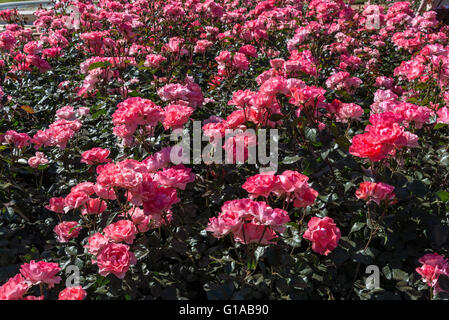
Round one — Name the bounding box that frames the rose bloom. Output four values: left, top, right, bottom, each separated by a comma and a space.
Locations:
64, 190, 89, 210
45, 197, 65, 213
121, 207, 151, 233
162, 104, 194, 130
94, 243, 136, 279
303, 217, 341, 256
355, 181, 397, 206
28, 152, 48, 168
154, 165, 195, 190
81, 198, 107, 215
20, 260, 62, 288
58, 286, 87, 300
56, 106, 76, 120
53, 221, 82, 243
437, 107, 449, 124
416, 253, 449, 290
0, 274, 29, 300
242, 172, 279, 198
233, 222, 278, 245
77, 107, 90, 117
103, 219, 138, 244
81, 147, 111, 165
84, 232, 109, 255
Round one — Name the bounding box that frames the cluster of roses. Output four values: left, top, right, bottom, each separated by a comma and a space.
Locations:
46, 146, 195, 278
111, 76, 204, 146
242, 171, 318, 208
206, 170, 341, 256
205, 198, 290, 244
0, 260, 86, 300
77, 56, 137, 97
1, 105, 88, 168
349, 112, 420, 162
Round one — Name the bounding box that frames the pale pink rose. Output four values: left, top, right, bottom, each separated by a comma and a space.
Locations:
56, 106, 76, 120
28, 152, 48, 168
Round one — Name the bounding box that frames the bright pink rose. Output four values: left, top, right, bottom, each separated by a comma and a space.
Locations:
93, 183, 117, 200
45, 197, 65, 213
81, 147, 111, 165
53, 221, 82, 243
64, 191, 89, 210
162, 104, 194, 130
416, 253, 449, 290
122, 207, 151, 233
95, 243, 136, 279
58, 286, 87, 300
242, 172, 279, 198
0, 274, 29, 300
81, 198, 107, 215
437, 107, 449, 124
3, 130, 31, 148
103, 219, 137, 244
20, 260, 61, 288
303, 217, 341, 256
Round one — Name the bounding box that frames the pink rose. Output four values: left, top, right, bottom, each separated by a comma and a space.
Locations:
64, 191, 89, 210
355, 181, 397, 206
242, 172, 279, 198
45, 197, 66, 213
94, 243, 136, 279
303, 217, 341, 256
28, 152, 48, 168
81, 147, 111, 165
56, 106, 76, 120
53, 221, 82, 243
81, 198, 107, 215
155, 165, 195, 190
416, 253, 449, 292
162, 104, 194, 130
0, 274, 29, 300
58, 286, 87, 300
103, 219, 137, 244
85, 232, 109, 255
20, 260, 61, 288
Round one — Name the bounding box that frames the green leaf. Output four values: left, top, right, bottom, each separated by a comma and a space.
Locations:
436, 190, 449, 202
282, 155, 301, 164
88, 61, 112, 71
349, 222, 366, 234
434, 123, 447, 130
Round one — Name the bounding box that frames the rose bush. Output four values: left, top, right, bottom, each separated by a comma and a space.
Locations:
1, 0, 449, 300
